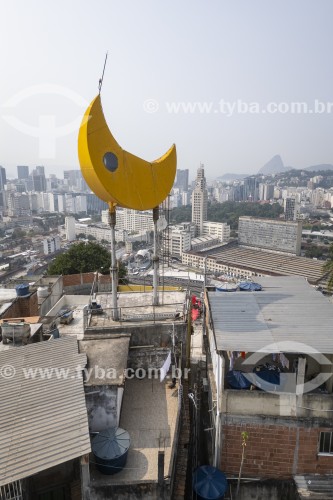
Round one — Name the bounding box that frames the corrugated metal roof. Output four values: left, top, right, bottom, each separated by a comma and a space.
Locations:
0, 337, 91, 487
294, 474, 333, 499
208, 276, 333, 353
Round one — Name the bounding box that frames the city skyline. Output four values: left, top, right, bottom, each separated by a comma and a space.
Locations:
1, 1, 333, 180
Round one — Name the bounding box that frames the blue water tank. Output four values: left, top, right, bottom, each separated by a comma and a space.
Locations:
15, 284, 30, 297
193, 466, 228, 500
92, 427, 130, 475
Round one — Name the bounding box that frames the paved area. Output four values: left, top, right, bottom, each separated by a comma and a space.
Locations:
191, 318, 205, 364
90, 377, 180, 485
89, 291, 186, 328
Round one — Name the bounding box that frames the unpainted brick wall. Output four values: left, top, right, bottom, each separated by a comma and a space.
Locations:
62, 273, 111, 287
2, 293, 38, 319
221, 423, 333, 478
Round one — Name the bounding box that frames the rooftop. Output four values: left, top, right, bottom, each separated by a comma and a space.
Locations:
208, 276, 333, 353
198, 245, 326, 284
46, 291, 187, 337
0, 337, 91, 487
0, 289, 17, 316
90, 378, 179, 486
294, 474, 333, 499
89, 291, 186, 328
46, 295, 89, 339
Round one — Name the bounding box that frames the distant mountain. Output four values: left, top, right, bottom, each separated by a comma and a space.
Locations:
258, 155, 291, 175
216, 173, 247, 181
304, 164, 333, 172
215, 157, 333, 182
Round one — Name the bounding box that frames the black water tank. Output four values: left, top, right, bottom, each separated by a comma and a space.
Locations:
92, 427, 130, 475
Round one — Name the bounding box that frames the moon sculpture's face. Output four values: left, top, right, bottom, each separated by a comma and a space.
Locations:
78, 95, 177, 210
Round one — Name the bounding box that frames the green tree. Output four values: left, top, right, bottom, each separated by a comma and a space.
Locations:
169, 201, 284, 230
323, 244, 333, 290
305, 245, 323, 259
87, 234, 96, 241
48, 242, 122, 277
12, 228, 26, 239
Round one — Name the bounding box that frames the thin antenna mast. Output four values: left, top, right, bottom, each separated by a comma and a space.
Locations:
98, 52, 108, 93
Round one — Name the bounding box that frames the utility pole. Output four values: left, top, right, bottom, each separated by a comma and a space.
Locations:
108, 203, 119, 320
152, 206, 159, 306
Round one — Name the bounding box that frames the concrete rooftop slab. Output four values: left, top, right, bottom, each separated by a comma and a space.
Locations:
89, 378, 180, 486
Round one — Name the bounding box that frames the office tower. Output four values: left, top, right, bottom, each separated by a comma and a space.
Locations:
0, 167, 6, 190
17, 165, 29, 180
64, 170, 88, 191
32, 167, 46, 192
259, 183, 275, 201
175, 169, 189, 192
191, 164, 208, 236
243, 176, 258, 201
35, 166, 45, 176
65, 216, 76, 241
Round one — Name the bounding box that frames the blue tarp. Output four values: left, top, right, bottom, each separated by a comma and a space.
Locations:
216, 283, 238, 292
239, 282, 262, 291
251, 367, 280, 391
226, 370, 252, 390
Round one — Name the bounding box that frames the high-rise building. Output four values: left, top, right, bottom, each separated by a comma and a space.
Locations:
64, 170, 89, 192
65, 216, 76, 241
43, 235, 60, 255
86, 193, 108, 213
259, 183, 274, 201
7, 192, 30, 217
243, 176, 258, 201
0, 167, 6, 190
32, 167, 46, 192
191, 165, 208, 236
17, 165, 29, 180
35, 166, 45, 175
175, 169, 189, 192
284, 198, 299, 221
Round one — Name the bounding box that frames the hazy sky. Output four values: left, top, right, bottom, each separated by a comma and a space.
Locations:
1, 0, 333, 180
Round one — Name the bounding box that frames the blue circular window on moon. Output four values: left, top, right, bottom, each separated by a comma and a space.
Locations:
103, 152, 118, 172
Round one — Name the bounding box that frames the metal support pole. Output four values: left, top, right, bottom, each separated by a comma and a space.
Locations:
152, 206, 159, 306
109, 203, 119, 321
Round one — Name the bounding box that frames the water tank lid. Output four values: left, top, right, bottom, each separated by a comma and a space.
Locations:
15, 284, 29, 290
92, 427, 130, 460
193, 466, 228, 499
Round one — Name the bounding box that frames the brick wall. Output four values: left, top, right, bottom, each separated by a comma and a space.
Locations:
62, 273, 111, 287
221, 421, 333, 478
2, 293, 38, 319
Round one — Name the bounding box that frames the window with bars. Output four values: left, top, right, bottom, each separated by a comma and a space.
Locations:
319, 431, 333, 454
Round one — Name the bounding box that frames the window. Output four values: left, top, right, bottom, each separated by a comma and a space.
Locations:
319, 432, 333, 454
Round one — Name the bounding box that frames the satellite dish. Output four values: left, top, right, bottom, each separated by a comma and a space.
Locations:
157, 217, 168, 231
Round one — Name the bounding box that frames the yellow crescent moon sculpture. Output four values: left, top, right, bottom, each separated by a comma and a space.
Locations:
78, 95, 177, 210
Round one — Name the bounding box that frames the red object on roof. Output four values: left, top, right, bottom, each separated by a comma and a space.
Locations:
192, 308, 200, 321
